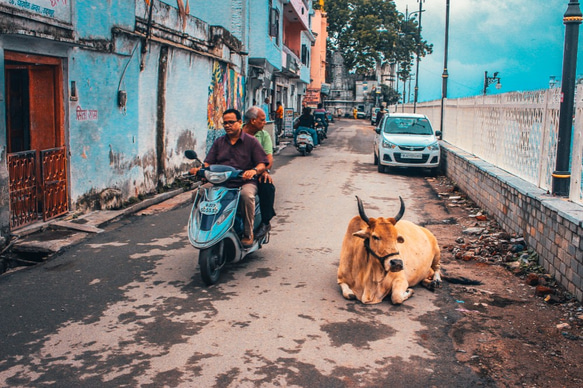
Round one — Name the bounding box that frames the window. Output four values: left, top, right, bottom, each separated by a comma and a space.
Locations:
269, 8, 280, 45
301, 44, 308, 65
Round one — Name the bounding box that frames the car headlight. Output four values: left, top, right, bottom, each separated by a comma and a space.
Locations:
382, 139, 397, 149
427, 142, 440, 151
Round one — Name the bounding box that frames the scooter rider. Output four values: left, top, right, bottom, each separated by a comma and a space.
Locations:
190, 108, 269, 247
243, 106, 276, 237
314, 103, 328, 134
294, 106, 319, 147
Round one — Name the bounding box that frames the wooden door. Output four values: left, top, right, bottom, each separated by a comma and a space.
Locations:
5, 52, 68, 229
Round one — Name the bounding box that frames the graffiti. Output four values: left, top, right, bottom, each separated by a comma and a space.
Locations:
206, 61, 245, 152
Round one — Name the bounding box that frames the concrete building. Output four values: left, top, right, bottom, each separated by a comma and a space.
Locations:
0, 1, 248, 243
247, 0, 314, 119
305, 0, 328, 108
0, 0, 316, 245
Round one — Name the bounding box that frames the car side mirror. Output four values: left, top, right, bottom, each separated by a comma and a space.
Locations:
375, 127, 381, 134
434, 130, 442, 137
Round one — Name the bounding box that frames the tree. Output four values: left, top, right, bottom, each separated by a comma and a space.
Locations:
380, 84, 399, 105
326, 0, 432, 81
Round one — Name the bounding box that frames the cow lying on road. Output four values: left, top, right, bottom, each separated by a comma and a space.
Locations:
337, 196, 442, 305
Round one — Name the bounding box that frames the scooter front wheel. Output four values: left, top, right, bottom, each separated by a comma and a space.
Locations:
199, 241, 225, 285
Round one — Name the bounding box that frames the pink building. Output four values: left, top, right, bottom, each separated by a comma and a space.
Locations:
305, 1, 328, 107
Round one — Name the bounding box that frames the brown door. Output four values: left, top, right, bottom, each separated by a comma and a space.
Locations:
5, 52, 68, 229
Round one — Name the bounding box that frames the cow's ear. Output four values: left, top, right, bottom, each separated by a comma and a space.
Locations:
353, 229, 369, 240
397, 236, 405, 244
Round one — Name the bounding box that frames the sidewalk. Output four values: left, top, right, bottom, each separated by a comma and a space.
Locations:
1, 139, 292, 273
1, 188, 196, 268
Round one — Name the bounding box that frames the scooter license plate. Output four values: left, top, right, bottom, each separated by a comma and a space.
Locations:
200, 201, 220, 215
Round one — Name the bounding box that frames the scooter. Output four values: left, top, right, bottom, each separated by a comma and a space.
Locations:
295, 128, 315, 156
184, 150, 269, 285
314, 120, 327, 144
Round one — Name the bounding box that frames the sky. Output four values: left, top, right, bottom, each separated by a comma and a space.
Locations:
393, 0, 583, 102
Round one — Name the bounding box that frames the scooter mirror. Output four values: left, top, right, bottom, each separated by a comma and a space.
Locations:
185, 150, 198, 160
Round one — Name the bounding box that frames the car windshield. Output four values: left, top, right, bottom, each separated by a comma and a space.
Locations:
383, 118, 433, 135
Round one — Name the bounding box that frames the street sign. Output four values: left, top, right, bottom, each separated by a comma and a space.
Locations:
284, 108, 295, 137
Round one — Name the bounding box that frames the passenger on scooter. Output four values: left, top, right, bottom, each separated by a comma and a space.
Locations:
190, 108, 269, 247
293, 107, 319, 147
243, 106, 276, 237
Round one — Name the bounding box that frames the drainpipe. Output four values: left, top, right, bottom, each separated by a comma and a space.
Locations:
156, 46, 169, 190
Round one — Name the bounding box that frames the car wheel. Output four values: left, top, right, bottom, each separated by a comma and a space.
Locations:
377, 163, 385, 173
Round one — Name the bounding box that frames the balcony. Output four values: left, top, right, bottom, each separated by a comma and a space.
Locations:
283, 0, 310, 31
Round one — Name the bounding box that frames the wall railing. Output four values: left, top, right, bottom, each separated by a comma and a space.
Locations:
403, 85, 583, 205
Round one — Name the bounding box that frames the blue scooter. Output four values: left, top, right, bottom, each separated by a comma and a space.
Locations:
185, 150, 269, 285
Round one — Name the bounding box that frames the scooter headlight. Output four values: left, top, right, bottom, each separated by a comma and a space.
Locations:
204, 170, 230, 184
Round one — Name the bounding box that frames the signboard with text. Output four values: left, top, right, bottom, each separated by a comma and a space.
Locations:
303, 88, 320, 107
283, 108, 295, 137
2, 0, 72, 24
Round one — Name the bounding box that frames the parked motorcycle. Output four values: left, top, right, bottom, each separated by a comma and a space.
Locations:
295, 128, 315, 156
184, 150, 269, 285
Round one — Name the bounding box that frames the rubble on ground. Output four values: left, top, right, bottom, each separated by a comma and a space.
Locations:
428, 175, 583, 338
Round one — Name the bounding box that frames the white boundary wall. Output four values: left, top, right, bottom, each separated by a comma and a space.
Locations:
402, 85, 583, 205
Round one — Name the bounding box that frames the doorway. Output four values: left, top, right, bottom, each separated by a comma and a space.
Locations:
5, 51, 68, 229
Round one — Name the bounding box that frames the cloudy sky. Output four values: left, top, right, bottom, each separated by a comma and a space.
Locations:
393, 0, 583, 102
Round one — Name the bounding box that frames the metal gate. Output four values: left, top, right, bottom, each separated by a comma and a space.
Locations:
8, 146, 68, 229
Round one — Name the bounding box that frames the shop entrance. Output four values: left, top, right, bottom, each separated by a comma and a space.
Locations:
5, 51, 68, 230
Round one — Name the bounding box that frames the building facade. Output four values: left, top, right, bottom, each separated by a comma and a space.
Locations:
247, 0, 314, 118
0, 0, 318, 246
305, 0, 327, 108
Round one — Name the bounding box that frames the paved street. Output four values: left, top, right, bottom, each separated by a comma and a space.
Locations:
0, 119, 486, 387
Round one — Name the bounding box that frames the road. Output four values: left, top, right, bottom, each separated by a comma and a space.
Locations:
0, 119, 489, 387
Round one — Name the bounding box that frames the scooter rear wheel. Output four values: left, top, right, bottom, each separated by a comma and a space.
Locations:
199, 241, 225, 285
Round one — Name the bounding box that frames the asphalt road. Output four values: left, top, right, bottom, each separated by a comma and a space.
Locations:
0, 119, 490, 387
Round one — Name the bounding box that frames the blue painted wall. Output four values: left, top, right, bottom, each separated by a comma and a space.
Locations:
249, 0, 281, 69
0, 0, 247, 235
76, 0, 135, 39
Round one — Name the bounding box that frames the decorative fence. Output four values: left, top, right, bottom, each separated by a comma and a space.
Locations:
404, 85, 583, 205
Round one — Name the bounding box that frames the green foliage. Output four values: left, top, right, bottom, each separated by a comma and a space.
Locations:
380, 84, 400, 105
326, 0, 432, 80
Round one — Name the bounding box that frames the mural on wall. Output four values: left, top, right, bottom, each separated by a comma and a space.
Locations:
206, 61, 245, 152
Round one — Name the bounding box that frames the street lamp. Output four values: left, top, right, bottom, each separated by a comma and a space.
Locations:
483, 71, 501, 95
552, 0, 582, 197
549, 75, 559, 88
413, 0, 425, 113
440, 0, 450, 138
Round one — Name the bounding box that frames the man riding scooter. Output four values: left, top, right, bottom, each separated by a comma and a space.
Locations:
190, 108, 268, 247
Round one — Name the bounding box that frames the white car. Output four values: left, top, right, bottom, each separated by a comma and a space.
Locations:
373, 113, 441, 174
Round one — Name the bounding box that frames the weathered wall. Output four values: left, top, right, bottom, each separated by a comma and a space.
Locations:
1, 0, 246, 233
442, 143, 583, 302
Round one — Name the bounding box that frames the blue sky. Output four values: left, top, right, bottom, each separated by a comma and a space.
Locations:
393, 0, 583, 102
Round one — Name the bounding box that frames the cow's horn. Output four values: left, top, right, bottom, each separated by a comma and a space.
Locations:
394, 196, 405, 222
356, 196, 370, 224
